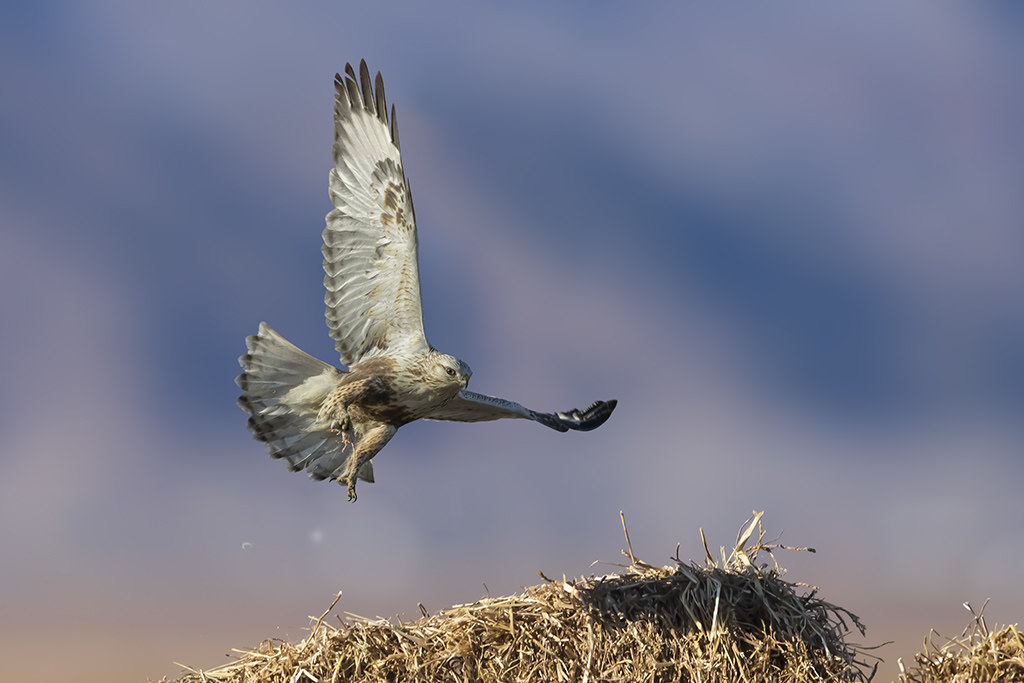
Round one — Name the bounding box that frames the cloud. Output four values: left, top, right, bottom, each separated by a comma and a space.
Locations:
0, 217, 146, 547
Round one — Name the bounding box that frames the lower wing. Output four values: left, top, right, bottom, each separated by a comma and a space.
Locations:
423, 390, 617, 432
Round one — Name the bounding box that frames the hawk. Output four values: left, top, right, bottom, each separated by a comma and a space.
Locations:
237, 61, 616, 500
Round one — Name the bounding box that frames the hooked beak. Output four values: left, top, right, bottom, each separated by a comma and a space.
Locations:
460, 374, 471, 389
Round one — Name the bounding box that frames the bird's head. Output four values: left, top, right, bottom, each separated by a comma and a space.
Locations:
433, 352, 472, 390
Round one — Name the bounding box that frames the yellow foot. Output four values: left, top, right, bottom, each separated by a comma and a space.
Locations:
330, 413, 352, 433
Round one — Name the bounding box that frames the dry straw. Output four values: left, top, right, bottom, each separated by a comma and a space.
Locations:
166, 512, 878, 682
897, 601, 1024, 683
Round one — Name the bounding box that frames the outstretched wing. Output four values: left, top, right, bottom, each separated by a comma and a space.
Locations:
424, 391, 617, 432
323, 60, 427, 368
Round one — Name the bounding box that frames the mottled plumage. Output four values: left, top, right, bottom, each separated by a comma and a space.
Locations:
237, 61, 616, 500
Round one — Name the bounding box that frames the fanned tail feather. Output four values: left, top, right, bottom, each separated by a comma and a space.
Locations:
236, 322, 374, 484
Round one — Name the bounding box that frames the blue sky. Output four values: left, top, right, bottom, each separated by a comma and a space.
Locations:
1, 2, 1022, 681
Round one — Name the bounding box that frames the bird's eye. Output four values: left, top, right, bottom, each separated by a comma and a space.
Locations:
445, 367, 457, 377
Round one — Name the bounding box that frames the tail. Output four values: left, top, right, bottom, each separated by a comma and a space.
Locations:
236, 323, 374, 484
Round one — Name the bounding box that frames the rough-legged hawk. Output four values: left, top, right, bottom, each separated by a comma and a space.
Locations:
237, 61, 616, 500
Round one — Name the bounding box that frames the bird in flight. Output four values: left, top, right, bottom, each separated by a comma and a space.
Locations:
237, 61, 616, 500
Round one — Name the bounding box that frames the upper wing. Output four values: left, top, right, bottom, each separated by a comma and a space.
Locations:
423, 390, 617, 432
323, 61, 428, 368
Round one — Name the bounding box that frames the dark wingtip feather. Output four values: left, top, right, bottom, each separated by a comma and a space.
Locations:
374, 70, 388, 127
336, 61, 402, 150
333, 72, 345, 106
358, 60, 374, 114
390, 103, 400, 149
573, 399, 617, 431
340, 62, 359, 108
536, 399, 618, 432
344, 76, 360, 109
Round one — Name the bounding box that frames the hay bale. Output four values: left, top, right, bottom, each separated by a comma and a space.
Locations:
167, 513, 874, 682
898, 603, 1024, 683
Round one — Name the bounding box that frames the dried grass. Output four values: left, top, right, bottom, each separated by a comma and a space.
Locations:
164, 512, 877, 683
898, 602, 1024, 683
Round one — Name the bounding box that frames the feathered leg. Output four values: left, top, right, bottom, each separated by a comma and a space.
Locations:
343, 424, 397, 501
318, 379, 375, 434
